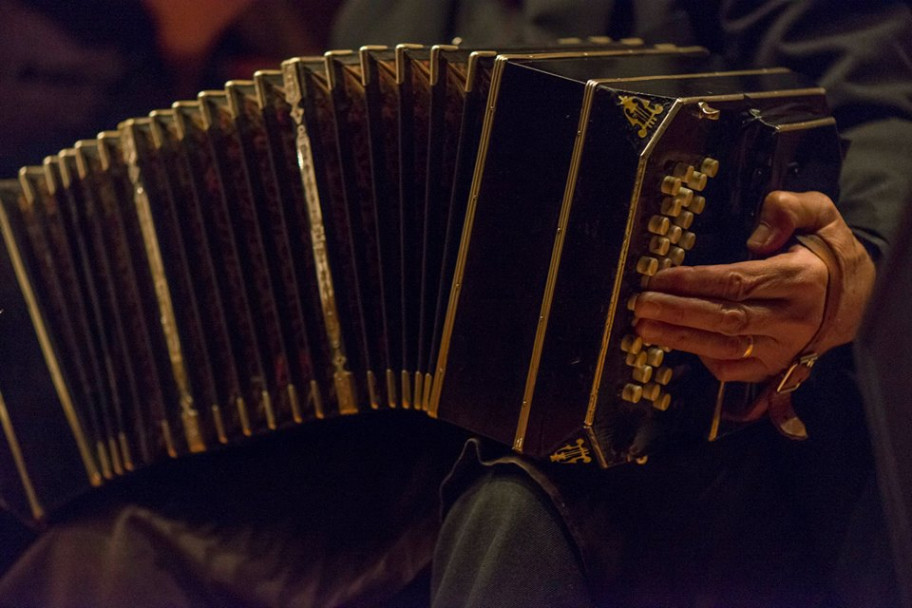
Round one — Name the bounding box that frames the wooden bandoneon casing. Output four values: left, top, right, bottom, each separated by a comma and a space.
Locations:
0, 40, 841, 523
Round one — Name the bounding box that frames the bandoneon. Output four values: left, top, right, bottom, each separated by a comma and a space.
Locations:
0, 39, 842, 523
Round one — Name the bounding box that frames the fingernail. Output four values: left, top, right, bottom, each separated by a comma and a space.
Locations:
747, 222, 771, 248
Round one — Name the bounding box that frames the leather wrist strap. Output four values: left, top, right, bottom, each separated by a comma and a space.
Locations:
753, 233, 845, 439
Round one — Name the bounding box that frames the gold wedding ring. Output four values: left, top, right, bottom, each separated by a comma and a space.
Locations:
741, 335, 755, 359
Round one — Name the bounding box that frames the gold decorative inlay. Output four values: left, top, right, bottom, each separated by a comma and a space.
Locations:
549, 438, 593, 464
122, 119, 206, 454
285, 59, 358, 415
618, 95, 665, 138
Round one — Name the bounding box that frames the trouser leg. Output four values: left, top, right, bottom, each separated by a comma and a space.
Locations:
431, 467, 596, 608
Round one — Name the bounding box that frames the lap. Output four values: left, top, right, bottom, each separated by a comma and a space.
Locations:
0, 412, 467, 608
433, 411, 883, 607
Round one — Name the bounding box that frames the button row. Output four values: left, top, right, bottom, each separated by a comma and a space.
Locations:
621, 156, 719, 412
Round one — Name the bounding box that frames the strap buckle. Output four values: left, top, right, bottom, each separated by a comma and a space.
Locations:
775, 353, 819, 394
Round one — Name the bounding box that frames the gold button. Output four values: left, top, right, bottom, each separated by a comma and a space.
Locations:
700, 157, 719, 177
672, 162, 695, 182
621, 383, 643, 403
668, 246, 686, 266
688, 195, 706, 214
626, 351, 648, 368
651, 392, 672, 411
642, 382, 661, 401
674, 210, 694, 229
647, 215, 671, 235
685, 171, 708, 191
632, 365, 653, 383
636, 256, 659, 276
667, 225, 683, 244
679, 231, 696, 250
621, 334, 643, 354
649, 235, 671, 256
661, 176, 681, 195
655, 366, 673, 385
675, 186, 694, 207
660, 196, 682, 217
646, 347, 665, 367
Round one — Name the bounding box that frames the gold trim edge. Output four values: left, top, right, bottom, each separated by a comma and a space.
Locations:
0, 197, 101, 490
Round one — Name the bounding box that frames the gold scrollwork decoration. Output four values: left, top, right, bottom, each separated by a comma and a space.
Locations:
618, 95, 664, 138
549, 438, 593, 464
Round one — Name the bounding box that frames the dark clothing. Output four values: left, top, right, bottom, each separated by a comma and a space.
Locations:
856, 199, 912, 604
0, 412, 470, 607
432, 465, 593, 608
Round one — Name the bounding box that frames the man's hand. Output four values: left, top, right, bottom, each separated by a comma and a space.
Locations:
631, 190, 876, 385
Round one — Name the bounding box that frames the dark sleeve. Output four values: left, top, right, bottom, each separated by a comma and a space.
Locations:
700, 0, 912, 261
696, 1, 911, 491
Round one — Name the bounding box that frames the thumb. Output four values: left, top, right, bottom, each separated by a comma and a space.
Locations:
746, 190, 841, 255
